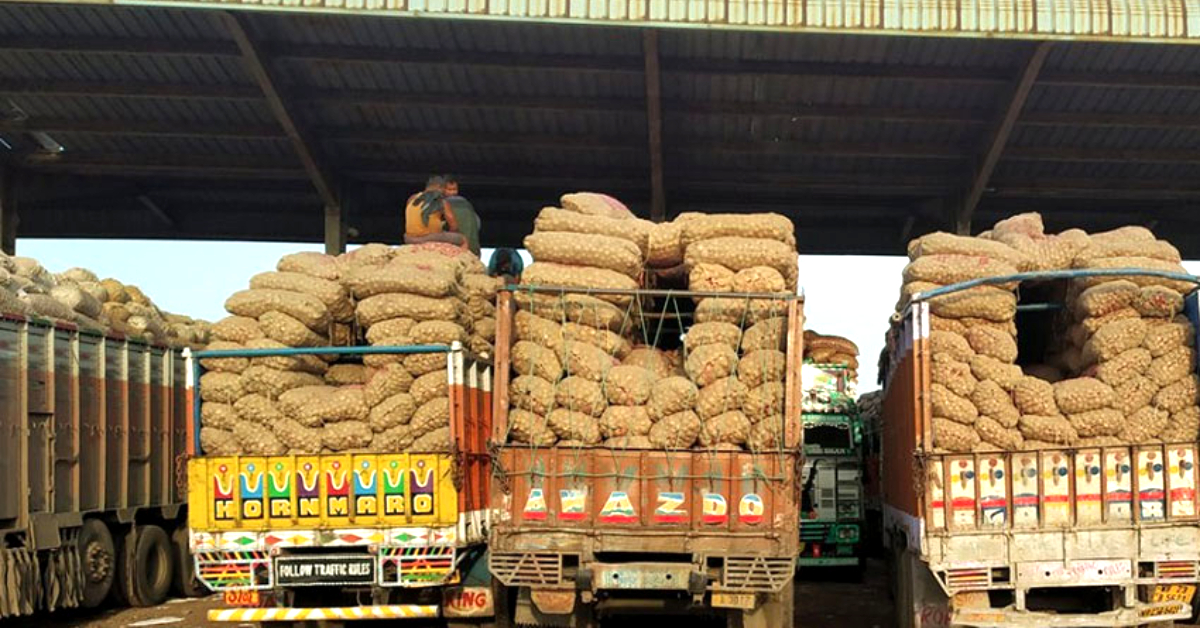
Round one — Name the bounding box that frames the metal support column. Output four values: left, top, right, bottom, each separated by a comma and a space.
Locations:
0, 166, 17, 255
324, 203, 345, 255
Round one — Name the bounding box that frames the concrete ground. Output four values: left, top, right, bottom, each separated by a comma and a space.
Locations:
10, 559, 1195, 628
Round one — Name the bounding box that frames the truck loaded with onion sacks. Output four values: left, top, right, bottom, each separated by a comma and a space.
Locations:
187, 244, 499, 625
486, 196, 804, 628
882, 215, 1200, 627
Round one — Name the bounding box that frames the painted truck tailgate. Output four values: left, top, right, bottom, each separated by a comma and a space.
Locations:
188, 454, 459, 532
496, 447, 796, 534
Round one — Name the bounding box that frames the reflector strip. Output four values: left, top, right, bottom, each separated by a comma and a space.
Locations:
208, 605, 440, 622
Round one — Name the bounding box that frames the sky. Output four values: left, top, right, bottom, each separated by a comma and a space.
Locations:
17, 239, 1199, 392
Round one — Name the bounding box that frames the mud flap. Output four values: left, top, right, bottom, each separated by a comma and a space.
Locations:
42, 537, 83, 612
0, 546, 43, 618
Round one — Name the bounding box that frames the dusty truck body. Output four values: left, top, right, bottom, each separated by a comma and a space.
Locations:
882, 270, 1200, 628
488, 288, 803, 628
0, 313, 194, 618
187, 344, 496, 625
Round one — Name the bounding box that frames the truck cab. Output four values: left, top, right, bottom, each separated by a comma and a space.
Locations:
799, 364, 865, 572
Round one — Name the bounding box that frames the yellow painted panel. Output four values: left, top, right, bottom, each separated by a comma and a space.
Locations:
190, 454, 460, 533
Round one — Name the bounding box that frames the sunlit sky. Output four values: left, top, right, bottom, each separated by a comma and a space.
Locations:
18, 239, 1200, 391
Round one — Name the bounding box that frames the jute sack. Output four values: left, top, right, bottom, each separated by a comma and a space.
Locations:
522, 263, 638, 306
534, 207, 650, 255
525, 231, 643, 279
680, 213, 795, 249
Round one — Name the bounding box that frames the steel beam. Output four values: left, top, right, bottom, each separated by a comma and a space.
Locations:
957, 42, 1052, 234
222, 12, 341, 213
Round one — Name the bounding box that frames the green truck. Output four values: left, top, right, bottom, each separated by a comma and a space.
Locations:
798, 363, 865, 573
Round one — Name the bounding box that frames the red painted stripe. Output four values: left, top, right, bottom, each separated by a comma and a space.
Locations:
522, 512, 547, 521
929, 500, 945, 508
600, 515, 639, 524
1044, 494, 1070, 503
979, 499, 1006, 508
1141, 490, 1166, 500
1170, 488, 1196, 500
702, 516, 728, 525
1013, 496, 1038, 506
951, 497, 976, 509
1077, 493, 1101, 501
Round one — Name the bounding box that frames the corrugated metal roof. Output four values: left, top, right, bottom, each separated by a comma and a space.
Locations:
86, 0, 1200, 43
3, 3, 1200, 253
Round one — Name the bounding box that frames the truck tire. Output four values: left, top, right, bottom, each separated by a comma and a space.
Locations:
77, 519, 116, 608
116, 524, 174, 607
171, 526, 205, 598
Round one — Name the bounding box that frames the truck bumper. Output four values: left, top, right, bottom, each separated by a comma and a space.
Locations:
798, 557, 860, 567
208, 605, 440, 622
953, 601, 1191, 627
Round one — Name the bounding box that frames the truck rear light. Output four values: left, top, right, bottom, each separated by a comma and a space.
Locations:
945, 568, 991, 590
1157, 561, 1199, 580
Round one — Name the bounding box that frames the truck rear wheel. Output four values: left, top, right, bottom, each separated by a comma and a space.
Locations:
116, 524, 174, 607
77, 519, 116, 608
171, 526, 204, 598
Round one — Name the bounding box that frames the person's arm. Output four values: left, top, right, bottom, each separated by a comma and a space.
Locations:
440, 199, 459, 231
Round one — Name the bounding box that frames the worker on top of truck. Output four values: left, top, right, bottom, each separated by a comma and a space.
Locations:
404, 175, 482, 255
488, 247, 524, 283
443, 175, 481, 255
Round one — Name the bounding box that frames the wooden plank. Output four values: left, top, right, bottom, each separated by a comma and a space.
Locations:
222, 11, 340, 212
957, 42, 1052, 234
643, 30, 666, 222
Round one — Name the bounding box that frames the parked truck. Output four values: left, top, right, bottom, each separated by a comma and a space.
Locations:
799, 363, 865, 572
0, 314, 196, 618
487, 287, 803, 628
187, 344, 497, 625
883, 270, 1200, 628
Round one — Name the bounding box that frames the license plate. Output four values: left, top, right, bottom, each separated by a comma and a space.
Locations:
711, 593, 756, 610
275, 555, 376, 586
223, 589, 259, 607
1153, 584, 1196, 603
1140, 601, 1187, 618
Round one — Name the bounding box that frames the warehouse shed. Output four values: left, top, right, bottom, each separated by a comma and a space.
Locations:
1, 1, 1200, 255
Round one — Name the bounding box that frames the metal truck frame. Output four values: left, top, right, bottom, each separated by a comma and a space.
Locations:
883, 269, 1200, 628
187, 343, 497, 625
488, 287, 803, 628
0, 314, 196, 618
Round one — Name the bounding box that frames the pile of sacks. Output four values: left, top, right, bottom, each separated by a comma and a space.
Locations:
682, 214, 797, 326
897, 213, 1197, 453
199, 243, 500, 457
508, 313, 789, 452
509, 199, 797, 451
804, 332, 859, 379
0, 252, 210, 347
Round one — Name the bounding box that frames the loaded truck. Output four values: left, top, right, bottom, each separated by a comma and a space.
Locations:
188, 343, 497, 625
488, 287, 802, 628
883, 270, 1200, 627
798, 363, 865, 572
0, 313, 196, 618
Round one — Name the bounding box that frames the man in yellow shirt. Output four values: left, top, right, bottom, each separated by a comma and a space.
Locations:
403, 175, 481, 255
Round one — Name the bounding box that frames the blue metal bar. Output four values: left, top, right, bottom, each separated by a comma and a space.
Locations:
1015, 303, 1064, 312
193, 344, 452, 359
913, 268, 1200, 302
192, 355, 202, 455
